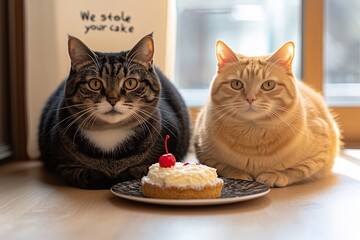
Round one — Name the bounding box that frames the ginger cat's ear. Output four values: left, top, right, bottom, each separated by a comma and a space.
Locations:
216, 40, 238, 69
268, 41, 295, 72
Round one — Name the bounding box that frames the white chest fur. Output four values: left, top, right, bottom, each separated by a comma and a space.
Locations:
81, 127, 135, 152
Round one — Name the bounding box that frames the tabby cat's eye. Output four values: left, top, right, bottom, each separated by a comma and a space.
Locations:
88, 79, 102, 91
230, 80, 243, 90
124, 78, 138, 90
262, 80, 276, 91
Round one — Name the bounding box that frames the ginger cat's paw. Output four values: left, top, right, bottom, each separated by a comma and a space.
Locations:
256, 171, 289, 187
226, 171, 254, 181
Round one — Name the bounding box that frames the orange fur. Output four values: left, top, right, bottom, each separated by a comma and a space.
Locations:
194, 41, 341, 187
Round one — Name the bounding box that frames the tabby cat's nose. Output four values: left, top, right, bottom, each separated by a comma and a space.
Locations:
107, 97, 118, 106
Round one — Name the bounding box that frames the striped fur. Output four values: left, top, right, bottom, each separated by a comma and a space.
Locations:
39, 35, 190, 189
194, 41, 341, 187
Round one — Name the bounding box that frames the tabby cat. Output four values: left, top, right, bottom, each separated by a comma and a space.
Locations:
39, 34, 190, 189
194, 40, 341, 187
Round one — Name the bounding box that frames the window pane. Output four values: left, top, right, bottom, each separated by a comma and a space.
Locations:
324, 0, 360, 106
174, 0, 302, 106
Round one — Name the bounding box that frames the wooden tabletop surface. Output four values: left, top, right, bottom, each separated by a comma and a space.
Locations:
1, 150, 360, 240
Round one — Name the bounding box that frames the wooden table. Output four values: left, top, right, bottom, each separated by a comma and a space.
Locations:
1, 150, 360, 240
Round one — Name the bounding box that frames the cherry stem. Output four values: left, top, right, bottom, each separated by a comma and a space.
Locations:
164, 135, 170, 154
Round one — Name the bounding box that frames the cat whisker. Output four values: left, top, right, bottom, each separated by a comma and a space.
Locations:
51, 103, 90, 112
130, 110, 152, 136
72, 110, 98, 144
86, 53, 101, 71
59, 108, 95, 137
275, 106, 307, 122
125, 49, 144, 72
209, 103, 246, 114
135, 103, 177, 115
128, 109, 163, 140
266, 110, 305, 138
209, 102, 243, 109
136, 108, 178, 138
46, 107, 93, 135
205, 105, 240, 133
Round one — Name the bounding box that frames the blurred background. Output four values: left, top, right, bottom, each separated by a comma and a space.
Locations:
0, 0, 359, 161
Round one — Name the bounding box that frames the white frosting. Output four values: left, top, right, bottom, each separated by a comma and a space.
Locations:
141, 162, 222, 189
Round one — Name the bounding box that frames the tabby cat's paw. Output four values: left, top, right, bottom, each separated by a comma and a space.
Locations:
256, 171, 289, 188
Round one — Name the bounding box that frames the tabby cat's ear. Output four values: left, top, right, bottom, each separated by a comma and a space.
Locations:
216, 40, 238, 69
127, 34, 154, 68
68, 35, 98, 71
268, 42, 295, 72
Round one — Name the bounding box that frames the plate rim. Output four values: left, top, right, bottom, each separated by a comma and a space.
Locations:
110, 178, 270, 206
111, 187, 270, 206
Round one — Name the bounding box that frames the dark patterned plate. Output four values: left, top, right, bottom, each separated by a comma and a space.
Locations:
111, 178, 270, 206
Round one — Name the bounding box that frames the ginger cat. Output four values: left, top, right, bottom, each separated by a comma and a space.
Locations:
194, 40, 341, 187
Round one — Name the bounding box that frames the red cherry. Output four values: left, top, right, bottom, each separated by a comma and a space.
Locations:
159, 154, 176, 168
159, 135, 176, 168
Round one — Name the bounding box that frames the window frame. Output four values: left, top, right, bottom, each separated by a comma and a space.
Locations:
303, 0, 360, 147
176, 0, 360, 147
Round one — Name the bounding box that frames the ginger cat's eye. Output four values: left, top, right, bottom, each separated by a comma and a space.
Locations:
124, 78, 138, 90
230, 80, 243, 90
262, 80, 276, 91
88, 79, 102, 91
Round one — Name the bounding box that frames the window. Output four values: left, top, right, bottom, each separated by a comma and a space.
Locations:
174, 0, 302, 106
322, 0, 360, 146
324, 0, 360, 106
173, 0, 360, 146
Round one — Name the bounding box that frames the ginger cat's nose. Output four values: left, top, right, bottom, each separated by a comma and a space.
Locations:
246, 96, 257, 104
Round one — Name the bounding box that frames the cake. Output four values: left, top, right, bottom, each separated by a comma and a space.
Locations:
140, 135, 224, 199
141, 162, 224, 199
